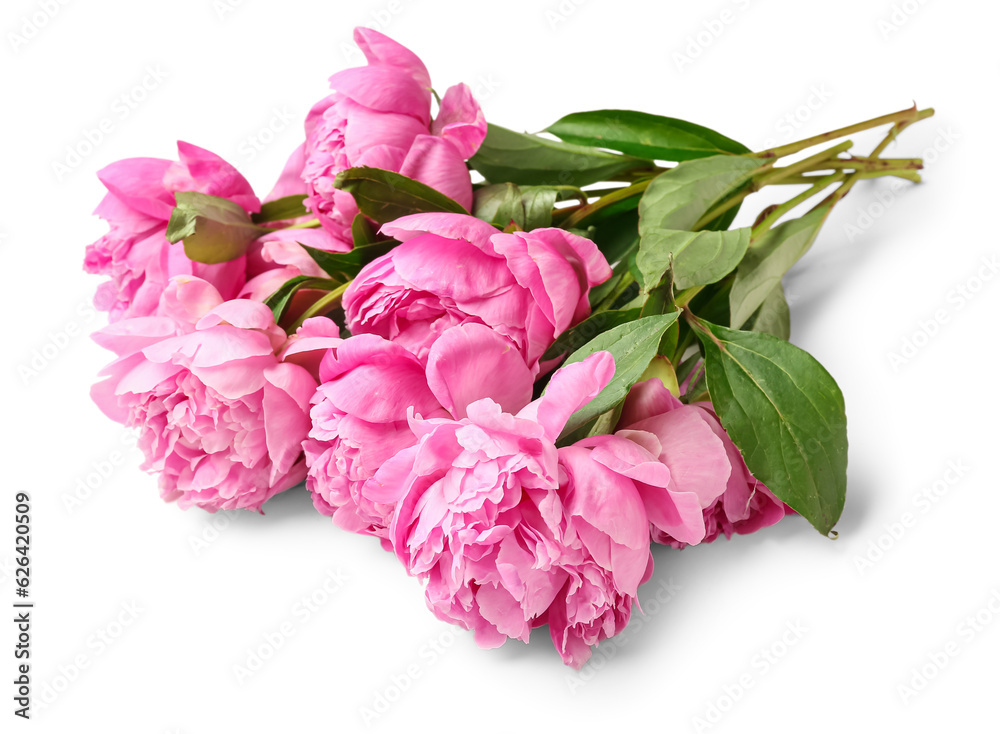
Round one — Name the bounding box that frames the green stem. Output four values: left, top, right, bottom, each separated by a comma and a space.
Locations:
752, 172, 845, 238
691, 140, 851, 231
287, 282, 350, 333
756, 140, 855, 187
561, 179, 652, 229
756, 105, 934, 159
771, 169, 921, 185
286, 218, 322, 230
674, 284, 704, 308
805, 156, 923, 171
671, 326, 696, 366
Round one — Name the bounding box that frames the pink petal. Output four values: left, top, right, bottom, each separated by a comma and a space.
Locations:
262, 363, 316, 477
195, 299, 272, 331
637, 484, 707, 546
432, 83, 487, 159
353, 27, 431, 87
518, 352, 616, 442
379, 212, 499, 250
560, 446, 649, 551
169, 141, 260, 213
476, 583, 530, 642
390, 234, 516, 301
318, 335, 441, 422
425, 324, 534, 419
398, 135, 473, 211
328, 66, 431, 126
618, 378, 684, 428
96, 157, 174, 221
266, 143, 307, 201
91, 316, 179, 357
628, 407, 731, 508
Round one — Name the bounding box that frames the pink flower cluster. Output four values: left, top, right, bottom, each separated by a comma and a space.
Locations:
85, 28, 786, 668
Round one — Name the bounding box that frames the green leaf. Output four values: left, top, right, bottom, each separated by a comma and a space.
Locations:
475, 184, 584, 230
542, 308, 642, 362
636, 227, 751, 292
742, 283, 791, 340
473, 183, 525, 229
334, 167, 467, 224
263, 275, 341, 323
728, 204, 831, 329
252, 194, 309, 224
638, 155, 761, 232
558, 312, 680, 440
519, 186, 562, 229
691, 320, 847, 535
300, 240, 399, 282
559, 402, 625, 445
351, 213, 378, 248
166, 191, 266, 264
547, 109, 750, 162
591, 208, 640, 267
469, 124, 649, 187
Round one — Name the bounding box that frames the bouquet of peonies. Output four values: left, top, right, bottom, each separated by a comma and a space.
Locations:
85, 28, 932, 667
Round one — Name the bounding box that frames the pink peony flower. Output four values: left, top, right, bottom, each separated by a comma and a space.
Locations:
618, 378, 786, 546
343, 212, 612, 368
365, 351, 659, 667
84, 142, 260, 322
297, 28, 486, 249
90, 277, 322, 512
304, 323, 533, 537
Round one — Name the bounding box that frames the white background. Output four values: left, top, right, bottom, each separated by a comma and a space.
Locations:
1, 0, 997, 731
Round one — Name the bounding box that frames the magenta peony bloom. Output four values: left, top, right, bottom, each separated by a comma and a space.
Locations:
297, 28, 486, 249
84, 142, 260, 322
364, 351, 661, 667
90, 277, 322, 512
343, 212, 612, 368
618, 378, 786, 546
304, 323, 533, 536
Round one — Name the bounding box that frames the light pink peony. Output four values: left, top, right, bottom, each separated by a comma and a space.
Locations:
90, 277, 322, 512
304, 323, 532, 537
297, 28, 486, 249
365, 351, 661, 667
343, 212, 612, 368
618, 378, 786, 546
84, 142, 260, 322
